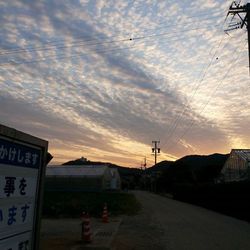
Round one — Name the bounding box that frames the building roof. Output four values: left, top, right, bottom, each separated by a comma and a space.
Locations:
46, 165, 108, 177
232, 149, 250, 162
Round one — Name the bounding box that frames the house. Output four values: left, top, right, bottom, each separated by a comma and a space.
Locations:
45, 165, 121, 191
220, 149, 250, 182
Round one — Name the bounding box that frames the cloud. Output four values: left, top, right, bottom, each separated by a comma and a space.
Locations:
0, 0, 249, 166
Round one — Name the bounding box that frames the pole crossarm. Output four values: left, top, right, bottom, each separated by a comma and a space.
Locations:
226, 2, 250, 74
152, 140, 160, 166
227, 3, 249, 25
228, 8, 247, 14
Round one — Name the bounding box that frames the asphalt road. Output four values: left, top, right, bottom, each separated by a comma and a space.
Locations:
114, 191, 250, 250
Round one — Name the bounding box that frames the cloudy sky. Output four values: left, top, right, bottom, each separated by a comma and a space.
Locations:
1, 0, 249, 167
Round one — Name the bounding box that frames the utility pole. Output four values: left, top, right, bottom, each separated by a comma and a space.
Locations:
152, 140, 160, 165
143, 156, 147, 170
225, 1, 250, 74
141, 157, 147, 170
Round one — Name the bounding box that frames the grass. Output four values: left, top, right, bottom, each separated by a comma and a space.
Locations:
42, 191, 141, 218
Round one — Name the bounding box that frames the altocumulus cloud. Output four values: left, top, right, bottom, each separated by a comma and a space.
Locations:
0, 0, 249, 166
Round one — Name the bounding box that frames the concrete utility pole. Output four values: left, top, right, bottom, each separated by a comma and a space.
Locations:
225, 1, 250, 74
152, 141, 160, 165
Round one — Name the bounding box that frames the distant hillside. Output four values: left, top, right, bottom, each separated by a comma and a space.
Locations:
62, 159, 108, 166
171, 153, 229, 183
61, 153, 229, 190
62, 158, 140, 176
146, 160, 174, 173
175, 153, 228, 168
153, 153, 229, 192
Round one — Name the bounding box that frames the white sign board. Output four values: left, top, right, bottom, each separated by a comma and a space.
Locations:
0, 126, 48, 250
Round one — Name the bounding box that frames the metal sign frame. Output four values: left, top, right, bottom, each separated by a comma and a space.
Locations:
0, 124, 48, 250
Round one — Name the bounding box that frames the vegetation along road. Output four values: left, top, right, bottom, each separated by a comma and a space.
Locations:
114, 191, 250, 250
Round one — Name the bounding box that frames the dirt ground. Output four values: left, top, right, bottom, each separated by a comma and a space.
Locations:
114, 191, 250, 250
40, 219, 83, 250
113, 208, 164, 249
40, 217, 119, 250
40, 191, 250, 250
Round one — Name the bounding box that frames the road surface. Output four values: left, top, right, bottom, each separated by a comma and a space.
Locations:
114, 191, 250, 250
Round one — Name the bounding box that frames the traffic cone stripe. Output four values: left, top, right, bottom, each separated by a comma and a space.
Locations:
81, 212, 92, 243
102, 203, 109, 223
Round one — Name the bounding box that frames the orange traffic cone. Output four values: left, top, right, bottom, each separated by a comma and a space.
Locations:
102, 203, 109, 223
81, 212, 92, 243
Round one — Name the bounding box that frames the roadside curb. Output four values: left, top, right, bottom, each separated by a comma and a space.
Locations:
71, 218, 122, 250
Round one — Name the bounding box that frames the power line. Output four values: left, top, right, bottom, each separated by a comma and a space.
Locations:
0, 23, 220, 62
0, 13, 223, 56
160, 9, 246, 151
0, 24, 221, 67
0, 16, 223, 60
165, 41, 247, 153
160, 34, 228, 150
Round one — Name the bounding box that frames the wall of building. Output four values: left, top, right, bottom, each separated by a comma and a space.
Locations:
45, 176, 104, 192
45, 169, 121, 191
101, 168, 121, 190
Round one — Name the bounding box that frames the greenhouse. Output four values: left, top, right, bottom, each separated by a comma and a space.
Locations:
45, 165, 121, 191
221, 149, 250, 182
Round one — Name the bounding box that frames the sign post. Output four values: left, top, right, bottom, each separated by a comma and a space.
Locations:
0, 124, 49, 250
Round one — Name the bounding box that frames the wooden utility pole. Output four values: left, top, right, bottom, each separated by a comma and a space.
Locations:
143, 156, 147, 170
247, 3, 250, 74
141, 157, 147, 170
226, 2, 250, 74
152, 140, 160, 165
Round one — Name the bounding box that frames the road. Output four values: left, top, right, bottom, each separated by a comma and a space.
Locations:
114, 191, 250, 250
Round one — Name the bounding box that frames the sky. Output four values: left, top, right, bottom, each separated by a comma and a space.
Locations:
0, 0, 249, 167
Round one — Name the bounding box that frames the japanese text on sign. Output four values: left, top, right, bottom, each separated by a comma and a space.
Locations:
0, 176, 37, 198
0, 231, 31, 250
0, 138, 41, 169
0, 135, 43, 250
